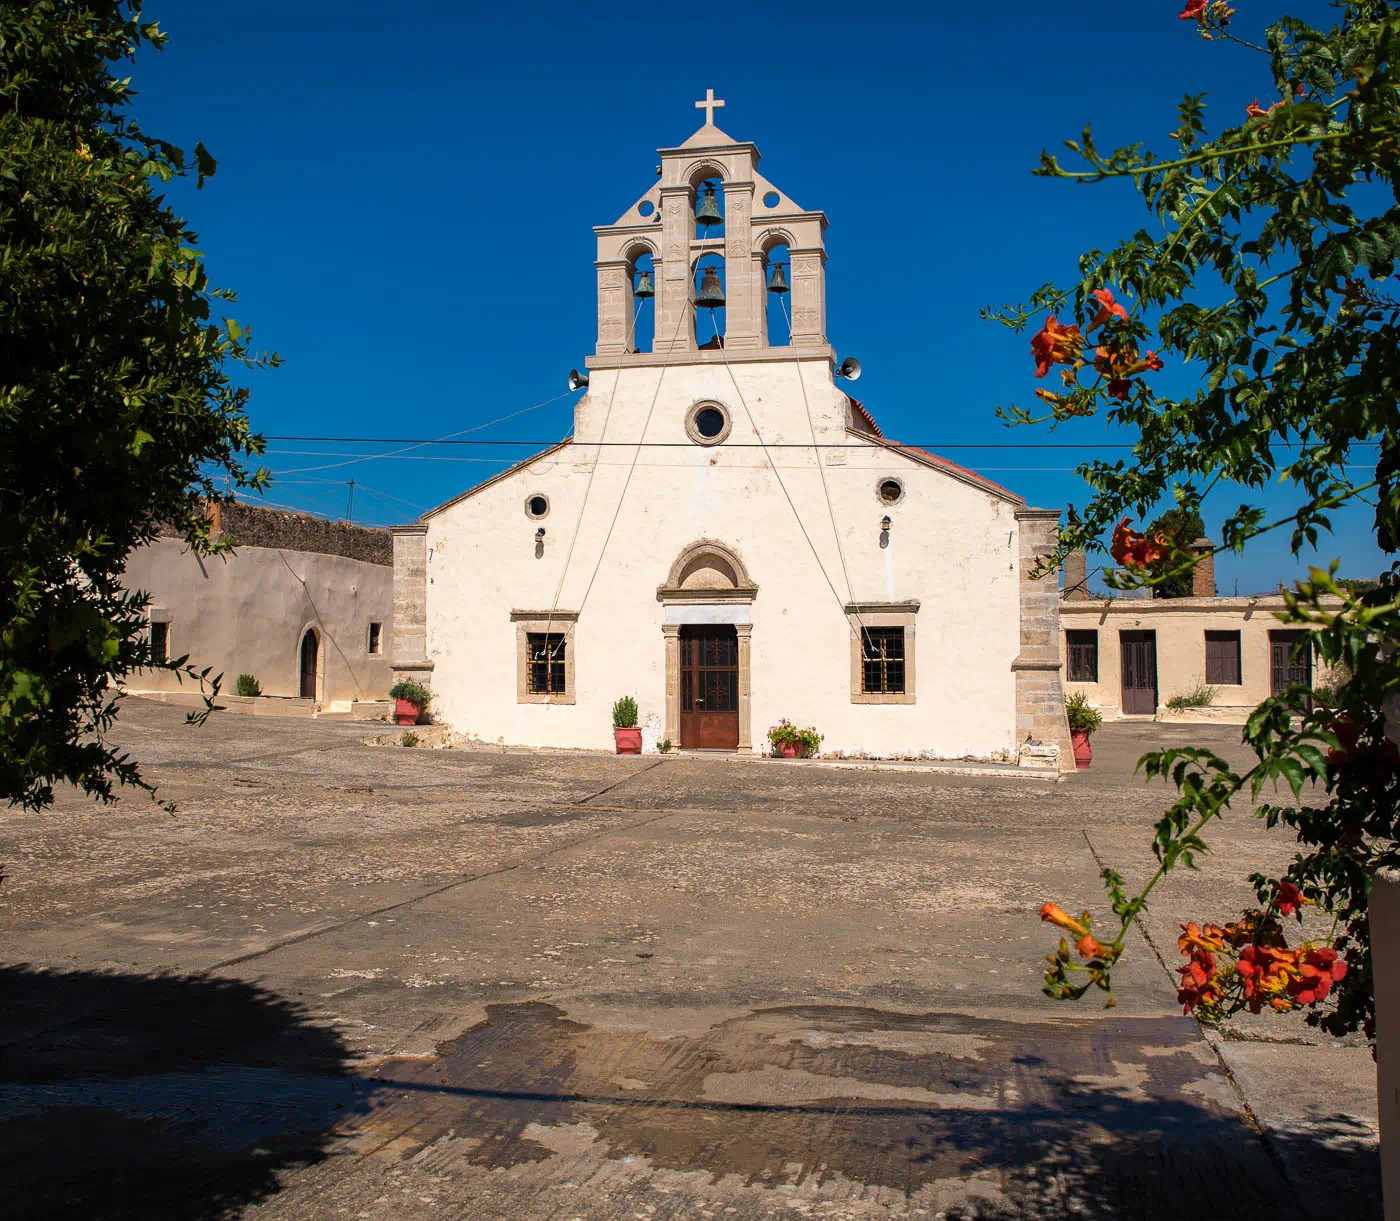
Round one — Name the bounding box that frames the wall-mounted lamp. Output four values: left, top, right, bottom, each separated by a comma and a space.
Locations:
534, 526, 546, 558
879, 515, 891, 550
881, 515, 892, 531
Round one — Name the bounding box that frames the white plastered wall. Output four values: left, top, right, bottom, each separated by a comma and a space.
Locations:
121, 538, 393, 706
422, 357, 1022, 757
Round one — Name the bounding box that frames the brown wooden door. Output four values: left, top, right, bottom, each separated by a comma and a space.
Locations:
1119, 630, 1158, 715
1270, 630, 1312, 695
680, 625, 739, 749
299, 630, 318, 699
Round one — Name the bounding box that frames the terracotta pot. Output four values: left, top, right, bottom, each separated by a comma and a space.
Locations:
1071, 729, 1093, 770
395, 697, 422, 727
778, 742, 801, 759
614, 726, 642, 755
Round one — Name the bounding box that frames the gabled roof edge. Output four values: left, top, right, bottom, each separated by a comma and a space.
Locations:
420, 438, 574, 521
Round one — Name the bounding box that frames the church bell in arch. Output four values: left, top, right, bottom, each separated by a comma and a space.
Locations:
633, 269, 654, 299
766, 262, 789, 295
695, 265, 726, 310
694, 183, 721, 229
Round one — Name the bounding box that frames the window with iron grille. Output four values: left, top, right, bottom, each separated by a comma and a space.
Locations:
1066, 630, 1098, 682
861, 627, 905, 694
526, 633, 567, 694
149, 621, 169, 664
1204, 630, 1242, 685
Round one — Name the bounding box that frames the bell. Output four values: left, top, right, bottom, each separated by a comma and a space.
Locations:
634, 269, 654, 299
694, 184, 721, 229
695, 265, 725, 309
767, 262, 789, 294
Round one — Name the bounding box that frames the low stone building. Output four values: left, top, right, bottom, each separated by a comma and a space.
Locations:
121, 501, 393, 712
1059, 543, 1338, 720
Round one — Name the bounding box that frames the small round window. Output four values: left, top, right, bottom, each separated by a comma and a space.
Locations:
685, 401, 732, 446
877, 478, 905, 506
525, 493, 550, 520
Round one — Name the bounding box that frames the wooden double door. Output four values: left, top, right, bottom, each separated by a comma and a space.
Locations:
1119, 630, 1158, 715
679, 625, 739, 749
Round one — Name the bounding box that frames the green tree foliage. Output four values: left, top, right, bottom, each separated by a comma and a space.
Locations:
1, 3, 273, 811
1148, 507, 1206, 596
988, 2, 1399, 1041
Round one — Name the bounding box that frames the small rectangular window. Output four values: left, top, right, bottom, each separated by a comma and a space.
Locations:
1205, 630, 1242, 685
526, 633, 567, 695
149, 621, 169, 664
368, 622, 383, 655
860, 627, 906, 694
1066, 630, 1098, 682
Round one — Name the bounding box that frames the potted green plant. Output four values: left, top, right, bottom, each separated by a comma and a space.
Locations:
1064, 691, 1103, 770
389, 679, 432, 727
612, 696, 641, 754
768, 719, 822, 759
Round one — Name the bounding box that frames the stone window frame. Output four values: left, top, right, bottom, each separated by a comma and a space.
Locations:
524, 493, 550, 521
367, 621, 384, 655
846, 601, 918, 705
875, 476, 906, 507
684, 400, 733, 447
511, 610, 578, 705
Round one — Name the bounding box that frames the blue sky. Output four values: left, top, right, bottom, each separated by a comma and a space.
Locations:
133, 0, 1383, 593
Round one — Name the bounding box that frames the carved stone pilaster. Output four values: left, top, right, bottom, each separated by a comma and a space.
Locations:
788, 247, 826, 346
721, 183, 759, 349
662, 623, 681, 745
655, 188, 694, 354
735, 623, 753, 753
595, 260, 629, 356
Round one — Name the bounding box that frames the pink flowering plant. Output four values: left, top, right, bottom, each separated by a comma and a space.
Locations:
986, 2, 1400, 1044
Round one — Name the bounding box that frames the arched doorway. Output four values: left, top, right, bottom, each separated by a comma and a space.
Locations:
658, 540, 757, 753
299, 628, 320, 700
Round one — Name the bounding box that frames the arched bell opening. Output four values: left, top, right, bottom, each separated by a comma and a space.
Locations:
762, 241, 792, 347
626, 250, 655, 353
693, 254, 726, 348
692, 176, 724, 240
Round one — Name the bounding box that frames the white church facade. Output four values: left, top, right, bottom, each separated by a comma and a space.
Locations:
390, 96, 1073, 769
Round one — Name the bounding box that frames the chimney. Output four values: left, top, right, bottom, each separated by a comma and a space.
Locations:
1062, 550, 1089, 601
1190, 538, 1216, 597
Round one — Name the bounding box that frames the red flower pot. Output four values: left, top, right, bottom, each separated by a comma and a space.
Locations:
778, 742, 801, 759
614, 726, 642, 755
395, 698, 422, 727
1071, 729, 1093, 770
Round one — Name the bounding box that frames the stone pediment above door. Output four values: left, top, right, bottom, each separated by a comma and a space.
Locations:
656, 539, 757, 605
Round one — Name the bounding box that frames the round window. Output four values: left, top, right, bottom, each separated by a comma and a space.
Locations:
695, 407, 725, 437
685, 401, 732, 446
525, 493, 550, 520
877, 478, 905, 506
762, 191, 781, 208
638, 200, 656, 217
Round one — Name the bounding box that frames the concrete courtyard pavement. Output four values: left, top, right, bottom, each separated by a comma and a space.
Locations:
0, 699, 1379, 1220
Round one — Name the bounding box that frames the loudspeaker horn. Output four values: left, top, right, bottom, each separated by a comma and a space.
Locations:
568, 368, 589, 391
836, 357, 862, 381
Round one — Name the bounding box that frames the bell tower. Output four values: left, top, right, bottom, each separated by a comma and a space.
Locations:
590, 92, 831, 364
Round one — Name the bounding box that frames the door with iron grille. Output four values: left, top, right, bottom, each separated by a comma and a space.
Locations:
679, 625, 739, 749
1119, 630, 1158, 715
1270, 630, 1313, 696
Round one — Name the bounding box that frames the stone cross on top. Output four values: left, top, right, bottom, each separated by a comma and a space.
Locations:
695, 88, 725, 126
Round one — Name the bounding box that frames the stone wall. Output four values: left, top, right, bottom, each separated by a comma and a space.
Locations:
161, 500, 394, 567
1012, 509, 1076, 773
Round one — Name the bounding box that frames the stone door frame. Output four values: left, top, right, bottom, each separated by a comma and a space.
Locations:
657, 540, 757, 754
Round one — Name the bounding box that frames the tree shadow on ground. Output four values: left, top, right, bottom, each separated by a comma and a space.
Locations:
0, 964, 364, 1221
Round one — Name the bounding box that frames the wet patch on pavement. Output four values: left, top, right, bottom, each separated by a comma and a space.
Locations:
348, 1001, 1305, 1219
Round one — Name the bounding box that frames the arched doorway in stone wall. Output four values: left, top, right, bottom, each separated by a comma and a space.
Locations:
299, 628, 320, 700
656, 541, 757, 753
